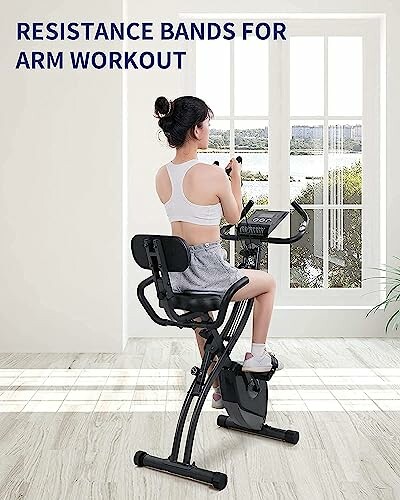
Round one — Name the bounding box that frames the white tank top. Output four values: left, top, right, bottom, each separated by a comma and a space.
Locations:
163, 159, 223, 225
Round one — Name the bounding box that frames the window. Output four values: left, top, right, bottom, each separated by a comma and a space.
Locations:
182, 16, 382, 307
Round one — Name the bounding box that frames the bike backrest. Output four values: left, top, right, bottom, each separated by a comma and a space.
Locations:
131, 234, 190, 272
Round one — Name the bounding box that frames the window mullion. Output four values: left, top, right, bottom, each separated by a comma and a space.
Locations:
269, 38, 290, 293
229, 39, 235, 263
323, 35, 328, 288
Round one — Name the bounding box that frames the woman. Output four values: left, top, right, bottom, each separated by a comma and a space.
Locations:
154, 95, 283, 409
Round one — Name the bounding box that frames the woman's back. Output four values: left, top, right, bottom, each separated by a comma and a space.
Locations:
153, 95, 242, 244
155, 159, 223, 245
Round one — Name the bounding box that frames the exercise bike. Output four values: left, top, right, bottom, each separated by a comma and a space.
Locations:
131, 160, 309, 490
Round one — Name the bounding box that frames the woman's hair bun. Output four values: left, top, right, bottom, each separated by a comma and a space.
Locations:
154, 96, 171, 118
154, 95, 213, 149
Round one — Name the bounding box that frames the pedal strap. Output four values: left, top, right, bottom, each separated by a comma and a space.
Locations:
269, 353, 278, 376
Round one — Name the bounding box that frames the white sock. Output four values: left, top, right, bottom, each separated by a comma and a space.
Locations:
251, 342, 267, 357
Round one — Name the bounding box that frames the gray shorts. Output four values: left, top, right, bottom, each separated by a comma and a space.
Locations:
168, 240, 246, 295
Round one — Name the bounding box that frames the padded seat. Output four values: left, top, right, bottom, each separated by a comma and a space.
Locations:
168, 291, 224, 312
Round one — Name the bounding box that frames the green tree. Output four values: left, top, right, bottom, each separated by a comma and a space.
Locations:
242, 170, 268, 181
291, 159, 362, 288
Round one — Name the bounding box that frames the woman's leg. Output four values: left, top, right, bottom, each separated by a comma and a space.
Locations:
193, 268, 276, 381
230, 269, 277, 345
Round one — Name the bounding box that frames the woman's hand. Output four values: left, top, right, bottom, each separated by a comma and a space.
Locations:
225, 158, 241, 177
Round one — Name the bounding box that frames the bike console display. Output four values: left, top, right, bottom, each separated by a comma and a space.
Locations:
237, 209, 289, 238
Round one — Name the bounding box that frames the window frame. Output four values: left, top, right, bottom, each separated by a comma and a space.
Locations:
181, 16, 383, 307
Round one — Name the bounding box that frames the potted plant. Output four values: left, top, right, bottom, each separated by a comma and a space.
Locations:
364, 256, 400, 334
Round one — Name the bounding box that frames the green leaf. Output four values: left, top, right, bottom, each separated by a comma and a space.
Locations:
362, 273, 399, 280
367, 266, 400, 276
361, 288, 393, 297
385, 309, 400, 334
365, 295, 400, 317
387, 283, 400, 300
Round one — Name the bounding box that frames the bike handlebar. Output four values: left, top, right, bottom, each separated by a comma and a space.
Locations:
240, 199, 254, 219
220, 200, 309, 244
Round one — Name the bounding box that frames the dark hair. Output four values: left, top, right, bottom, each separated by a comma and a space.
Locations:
154, 96, 214, 148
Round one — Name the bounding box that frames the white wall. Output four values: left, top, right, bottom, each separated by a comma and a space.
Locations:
0, 1, 398, 353
0, 1, 123, 351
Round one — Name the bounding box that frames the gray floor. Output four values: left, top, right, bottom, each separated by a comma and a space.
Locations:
1, 338, 400, 499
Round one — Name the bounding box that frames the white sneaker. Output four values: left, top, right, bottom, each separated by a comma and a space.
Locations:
241, 349, 284, 373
